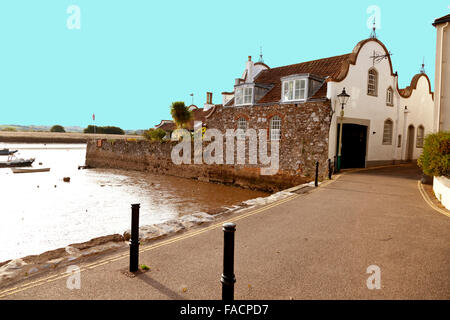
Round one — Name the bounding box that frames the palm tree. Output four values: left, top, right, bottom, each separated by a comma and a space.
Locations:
170, 101, 192, 129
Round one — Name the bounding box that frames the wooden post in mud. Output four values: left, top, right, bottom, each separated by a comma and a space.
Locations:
129, 203, 140, 272
221, 222, 236, 301
315, 161, 319, 187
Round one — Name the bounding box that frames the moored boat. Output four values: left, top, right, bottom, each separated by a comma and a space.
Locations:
0, 158, 35, 168
0, 148, 18, 156
11, 167, 50, 173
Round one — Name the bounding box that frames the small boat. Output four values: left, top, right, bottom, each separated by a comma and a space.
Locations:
0, 148, 18, 156
0, 158, 35, 168
11, 167, 50, 173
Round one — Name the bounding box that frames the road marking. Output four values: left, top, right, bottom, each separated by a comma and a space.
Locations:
417, 181, 450, 218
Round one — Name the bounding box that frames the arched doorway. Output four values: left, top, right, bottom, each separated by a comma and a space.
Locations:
337, 123, 367, 169
406, 125, 415, 161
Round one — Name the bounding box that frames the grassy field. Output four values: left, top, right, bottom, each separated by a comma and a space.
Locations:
0, 131, 144, 143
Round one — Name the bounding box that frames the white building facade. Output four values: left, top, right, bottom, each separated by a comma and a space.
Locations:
327, 38, 434, 167
216, 38, 435, 169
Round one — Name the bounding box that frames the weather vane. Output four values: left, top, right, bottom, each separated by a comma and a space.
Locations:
369, 50, 393, 66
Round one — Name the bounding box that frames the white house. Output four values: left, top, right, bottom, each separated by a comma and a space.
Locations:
215, 37, 435, 169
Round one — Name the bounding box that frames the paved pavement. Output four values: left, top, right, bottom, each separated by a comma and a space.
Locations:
1, 164, 449, 299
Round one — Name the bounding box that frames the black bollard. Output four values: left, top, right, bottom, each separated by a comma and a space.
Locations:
328, 159, 332, 180
333, 155, 338, 174
129, 203, 140, 272
315, 161, 319, 187
221, 222, 236, 301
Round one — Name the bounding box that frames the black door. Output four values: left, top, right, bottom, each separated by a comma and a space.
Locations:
337, 124, 367, 169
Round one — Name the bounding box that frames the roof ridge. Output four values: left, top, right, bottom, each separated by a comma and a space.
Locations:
267, 53, 351, 71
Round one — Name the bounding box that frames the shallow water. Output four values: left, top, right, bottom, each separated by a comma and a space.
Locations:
0, 143, 268, 262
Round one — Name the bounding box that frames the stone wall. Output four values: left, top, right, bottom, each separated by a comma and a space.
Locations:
86, 101, 332, 192
206, 101, 332, 177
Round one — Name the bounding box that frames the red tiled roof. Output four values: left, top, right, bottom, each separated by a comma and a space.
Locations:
254, 54, 351, 103
186, 108, 211, 129
310, 82, 328, 100
155, 121, 176, 132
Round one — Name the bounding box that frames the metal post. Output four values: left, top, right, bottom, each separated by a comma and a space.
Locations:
315, 161, 319, 187
221, 222, 236, 301
337, 107, 344, 172
334, 155, 337, 174
328, 159, 332, 180
129, 203, 140, 272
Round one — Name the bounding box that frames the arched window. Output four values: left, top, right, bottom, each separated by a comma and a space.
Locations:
270, 116, 281, 141
382, 119, 393, 145
386, 87, 394, 106
368, 68, 378, 96
237, 117, 247, 140
416, 125, 424, 148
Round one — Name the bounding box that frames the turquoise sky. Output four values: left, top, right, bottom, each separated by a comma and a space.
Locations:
0, 0, 448, 130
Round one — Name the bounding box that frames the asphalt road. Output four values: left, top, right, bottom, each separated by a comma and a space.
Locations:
1, 164, 449, 299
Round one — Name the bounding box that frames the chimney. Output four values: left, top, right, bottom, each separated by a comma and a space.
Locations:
207, 92, 212, 104
204, 92, 214, 111
246, 55, 254, 83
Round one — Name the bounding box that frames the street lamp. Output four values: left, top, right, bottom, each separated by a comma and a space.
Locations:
337, 88, 350, 172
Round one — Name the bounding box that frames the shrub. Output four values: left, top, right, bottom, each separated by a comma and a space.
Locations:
143, 128, 167, 141
417, 131, 450, 177
50, 125, 65, 133
1, 127, 17, 132
83, 125, 125, 135
170, 101, 192, 128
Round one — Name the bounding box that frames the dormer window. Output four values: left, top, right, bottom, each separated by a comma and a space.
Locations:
235, 86, 253, 106
282, 79, 307, 102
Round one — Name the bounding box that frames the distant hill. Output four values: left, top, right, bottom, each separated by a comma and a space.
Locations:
0, 125, 144, 134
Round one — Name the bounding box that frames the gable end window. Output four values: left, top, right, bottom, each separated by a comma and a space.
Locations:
386, 87, 394, 106
382, 119, 393, 145
282, 79, 306, 102
367, 68, 378, 96
235, 87, 253, 106
416, 125, 424, 148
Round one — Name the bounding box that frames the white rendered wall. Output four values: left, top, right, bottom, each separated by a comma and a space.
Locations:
327, 40, 399, 164
434, 23, 450, 132
327, 40, 434, 164
399, 76, 434, 160
433, 176, 450, 210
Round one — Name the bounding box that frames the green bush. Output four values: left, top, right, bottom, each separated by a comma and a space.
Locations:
1, 127, 17, 132
50, 125, 65, 133
84, 125, 125, 135
417, 131, 449, 177
143, 128, 167, 141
